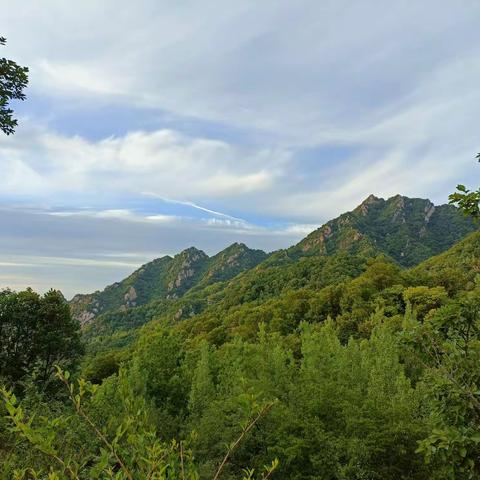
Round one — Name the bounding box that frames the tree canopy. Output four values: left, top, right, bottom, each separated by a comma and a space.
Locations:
0, 36, 28, 135
0, 289, 83, 389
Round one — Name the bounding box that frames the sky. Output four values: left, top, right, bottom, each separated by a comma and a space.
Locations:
1, 0, 479, 298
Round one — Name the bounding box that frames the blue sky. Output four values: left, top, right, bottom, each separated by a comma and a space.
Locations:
1, 0, 479, 297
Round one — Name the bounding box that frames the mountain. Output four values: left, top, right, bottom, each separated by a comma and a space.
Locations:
16, 194, 480, 479
76, 194, 476, 345
195, 242, 269, 288
70, 243, 267, 325
292, 194, 475, 266
165, 228, 480, 349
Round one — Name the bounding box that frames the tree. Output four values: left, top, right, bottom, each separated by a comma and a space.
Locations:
188, 341, 216, 422
128, 326, 188, 439
409, 291, 480, 478
403, 286, 448, 321
0, 289, 83, 389
0, 36, 28, 135
449, 154, 480, 219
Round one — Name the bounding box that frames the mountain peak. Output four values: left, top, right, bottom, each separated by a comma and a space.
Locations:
192, 243, 268, 289
212, 242, 267, 266
293, 194, 476, 266
362, 193, 381, 204
224, 242, 249, 252
177, 246, 208, 259
69, 194, 476, 328
356, 194, 383, 216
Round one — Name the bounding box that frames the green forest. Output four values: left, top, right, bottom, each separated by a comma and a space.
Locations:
1, 21, 480, 480
1, 184, 480, 479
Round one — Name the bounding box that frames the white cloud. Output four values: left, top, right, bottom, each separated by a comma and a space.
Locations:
37, 59, 124, 97
0, 126, 285, 205
146, 196, 247, 223
2, 1, 478, 142
3, 255, 142, 269
1, 1, 478, 221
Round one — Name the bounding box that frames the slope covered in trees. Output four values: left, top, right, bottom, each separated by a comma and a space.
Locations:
70, 243, 267, 326
79, 195, 475, 347
292, 194, 475, 265
1, 194, 479, 479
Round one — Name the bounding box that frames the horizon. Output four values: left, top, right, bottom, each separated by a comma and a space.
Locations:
1, 1, 480, 296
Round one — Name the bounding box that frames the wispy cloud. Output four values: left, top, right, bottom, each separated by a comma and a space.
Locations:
144, 194, 248, 223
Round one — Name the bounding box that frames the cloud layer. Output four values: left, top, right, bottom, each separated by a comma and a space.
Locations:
0, 0, 479, 295
0, 206, 307, 298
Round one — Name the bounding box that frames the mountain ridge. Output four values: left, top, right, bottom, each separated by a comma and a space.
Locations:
70, 242, 268, 325
71, 194, 476, 327
292, 194, 475, 265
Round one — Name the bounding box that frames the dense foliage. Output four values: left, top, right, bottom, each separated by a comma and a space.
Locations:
70, 244, 267, 326
292, 195, 475, 267
0, 36, 28, 135
0, 289, 83, 390
1, 201, 479, 479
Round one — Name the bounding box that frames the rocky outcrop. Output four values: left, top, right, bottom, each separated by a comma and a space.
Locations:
391, 195, 406, 223
76, 310, 96, 327
69, 293, 100, 326
124, 286, 137, 307
357, 194, 381, 216
301, 225, 332, 253
424, 203, 435, 223
167, 248, 208, 293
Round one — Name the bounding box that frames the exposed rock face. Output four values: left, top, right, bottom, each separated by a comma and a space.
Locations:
167, 248, 208, 294
168, 268, 195, 290
76, 310, 96, 327
391, 195, 406, 223
69, 293, 99, 326
424, 204, 435, 223
357, 194, 381, 216
301, 225, 332, 253
124, 286, 137, 307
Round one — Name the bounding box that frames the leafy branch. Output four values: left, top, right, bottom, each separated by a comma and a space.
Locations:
449, 153, 480, 220
55, 368, 133, 480
213, 400, 277, 480
1, 368, 279, 479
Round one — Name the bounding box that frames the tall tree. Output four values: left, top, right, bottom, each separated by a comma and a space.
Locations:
0, 36, 28, 135
0, 289, 83, 389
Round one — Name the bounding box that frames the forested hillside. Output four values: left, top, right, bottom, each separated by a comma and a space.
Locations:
78, 195, 475, 349
70, 243, 268, 326
293, 195, 475, 265
1, 195, 479, 479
